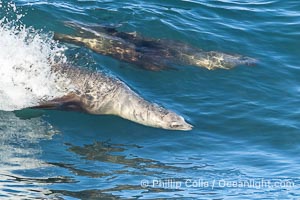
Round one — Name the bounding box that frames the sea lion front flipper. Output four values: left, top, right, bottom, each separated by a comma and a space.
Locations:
139, 63, 174, 71
31, 94, 84, 112
13, 109, 45, 120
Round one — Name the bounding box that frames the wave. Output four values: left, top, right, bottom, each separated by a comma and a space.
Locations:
0, 1, 70, 111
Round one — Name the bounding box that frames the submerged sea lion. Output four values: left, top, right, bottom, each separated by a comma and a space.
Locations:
32, 64, 192, 131
54, 22, 256, 71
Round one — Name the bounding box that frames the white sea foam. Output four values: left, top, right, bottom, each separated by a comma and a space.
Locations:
0, 1, 70, 111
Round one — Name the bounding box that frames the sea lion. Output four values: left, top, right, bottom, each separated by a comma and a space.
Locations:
54, 22, 256, 71
32, 64, 193, 131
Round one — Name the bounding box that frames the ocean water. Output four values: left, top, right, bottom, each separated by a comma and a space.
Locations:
0, 0, 300, 199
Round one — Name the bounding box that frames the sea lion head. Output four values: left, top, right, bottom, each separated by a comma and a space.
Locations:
157, 111, 193, 131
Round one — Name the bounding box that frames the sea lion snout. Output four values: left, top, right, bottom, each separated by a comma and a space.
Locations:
162, 113, 193, 131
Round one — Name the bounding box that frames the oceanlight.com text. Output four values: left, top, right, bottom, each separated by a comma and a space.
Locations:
140, 178, 295, 190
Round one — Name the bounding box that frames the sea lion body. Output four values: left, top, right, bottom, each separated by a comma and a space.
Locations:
33, 65, 192, 131
54, 22, 256, 70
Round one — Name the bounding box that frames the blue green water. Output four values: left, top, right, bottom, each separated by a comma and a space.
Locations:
1, 0, 300, 199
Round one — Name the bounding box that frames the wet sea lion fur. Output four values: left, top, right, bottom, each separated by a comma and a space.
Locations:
54, 22, 256, 71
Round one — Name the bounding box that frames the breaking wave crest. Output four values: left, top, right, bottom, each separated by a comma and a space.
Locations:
0, 1, 70, 111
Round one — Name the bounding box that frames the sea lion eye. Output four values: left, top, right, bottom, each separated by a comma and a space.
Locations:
170, 122, 181, 129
